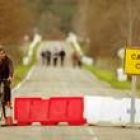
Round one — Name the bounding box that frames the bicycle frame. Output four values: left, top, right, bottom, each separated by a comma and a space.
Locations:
0, 79, 7, 120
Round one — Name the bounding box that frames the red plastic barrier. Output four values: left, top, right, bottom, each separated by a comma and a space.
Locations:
67, 97, 86, 125
29, 99, 43, 122
48, 97, 86, 125
49, 97, 67, 123
14, 98, 41, 125
40, 99, 50, 125
14, 96, 86, 126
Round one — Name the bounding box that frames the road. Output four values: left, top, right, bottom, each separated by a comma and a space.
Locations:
13, 41, 129, 98
1, 41, 140, 140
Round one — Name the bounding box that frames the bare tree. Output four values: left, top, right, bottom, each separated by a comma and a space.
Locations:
0, 0, 32, 46
75, 0, 140, 61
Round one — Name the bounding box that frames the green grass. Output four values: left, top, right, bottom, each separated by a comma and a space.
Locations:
14, 65, 30, 86
13, 42, 40, 87
84, 64, 131, 89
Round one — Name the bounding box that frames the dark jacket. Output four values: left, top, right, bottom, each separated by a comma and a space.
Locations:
0, 56, 14, 79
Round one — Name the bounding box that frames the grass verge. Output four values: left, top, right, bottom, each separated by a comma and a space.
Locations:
13, 42, 40, 87
84, 64, 131, 90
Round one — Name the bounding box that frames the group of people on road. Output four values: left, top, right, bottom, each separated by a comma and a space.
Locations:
41, 43, 66, 67
41, 43, 83, 68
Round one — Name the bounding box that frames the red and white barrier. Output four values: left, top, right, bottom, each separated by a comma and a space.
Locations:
13, 96, 140, 126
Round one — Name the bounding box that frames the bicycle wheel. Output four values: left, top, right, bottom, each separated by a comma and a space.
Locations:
0, 82, 4, 121
0, 102, 3, 121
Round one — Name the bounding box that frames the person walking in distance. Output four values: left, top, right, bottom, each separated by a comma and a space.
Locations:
71, 51, 79, 67
45, 49, 51, 66
41, 51, 46, 65
52, 45, 59, 67
59, 48, 66, 67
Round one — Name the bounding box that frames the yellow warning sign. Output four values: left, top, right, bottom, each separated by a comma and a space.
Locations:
124, 47, 140, 74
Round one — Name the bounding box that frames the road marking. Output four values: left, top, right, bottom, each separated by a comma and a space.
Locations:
88, 128, 99, 140
12, 66, 35, 92
93, 137, 99, 140
88, 128, 96, 135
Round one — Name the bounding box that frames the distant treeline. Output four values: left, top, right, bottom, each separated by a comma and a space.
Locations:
74, 0, 140, 61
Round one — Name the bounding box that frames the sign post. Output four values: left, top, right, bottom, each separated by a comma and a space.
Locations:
130, 75, 136, 123
124, 47, 140, 124
126, 0, 137, 124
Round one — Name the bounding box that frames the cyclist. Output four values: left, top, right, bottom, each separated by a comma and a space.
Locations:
0, 46, 14, 122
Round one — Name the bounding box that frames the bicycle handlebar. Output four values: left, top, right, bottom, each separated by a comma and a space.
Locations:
0, 79, 11, 85
0, 79, 9, 81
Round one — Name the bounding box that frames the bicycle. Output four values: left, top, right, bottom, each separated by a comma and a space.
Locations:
0, 79, 16, 127
0, 79, 10, 121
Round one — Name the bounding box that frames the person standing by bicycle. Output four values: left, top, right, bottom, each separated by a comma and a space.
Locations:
0, 46, 14, 122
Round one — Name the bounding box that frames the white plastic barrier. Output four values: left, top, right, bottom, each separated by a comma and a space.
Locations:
116, 68, 127, 81
84, 96, 131, 124
120, 98, 140, 123
119, 98, 130, 123
84, 96, 103, 123
135, 98, 140, 123
100, 98, 122, 123
81, 56, 93, 65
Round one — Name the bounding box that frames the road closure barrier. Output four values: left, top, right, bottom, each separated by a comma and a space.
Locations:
14, 98, 41, 125
14, 97, 86, 126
